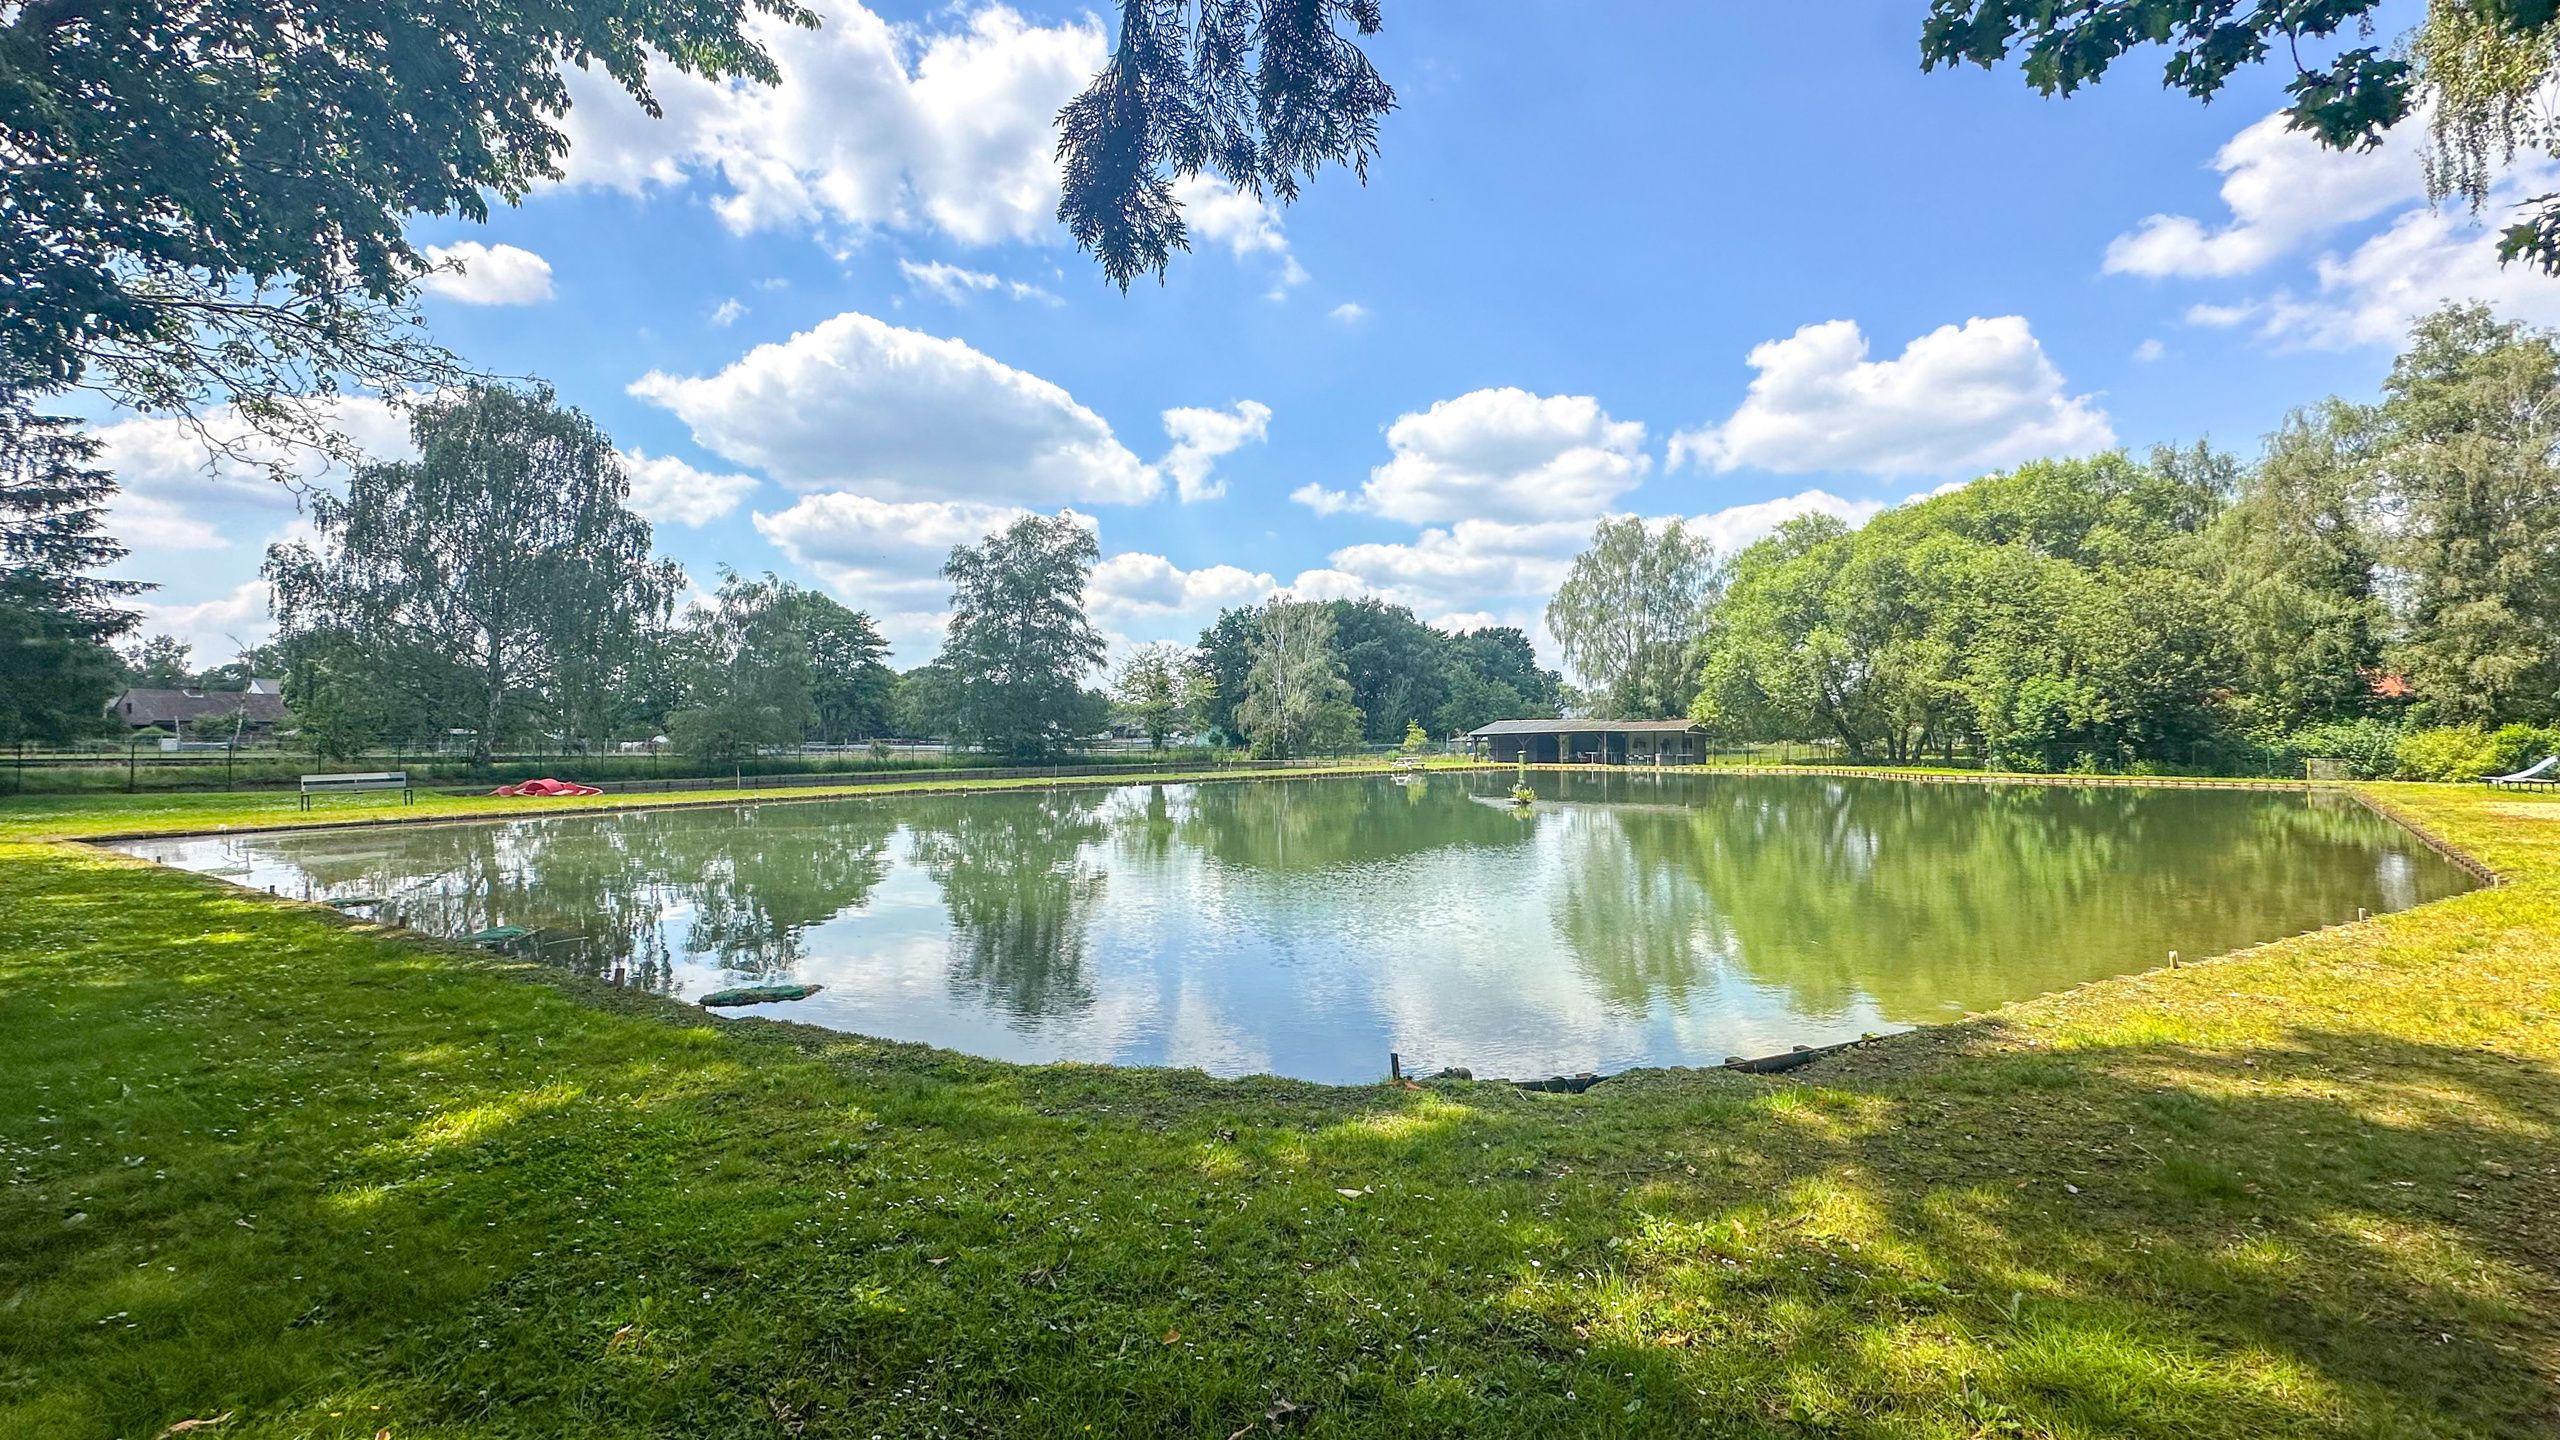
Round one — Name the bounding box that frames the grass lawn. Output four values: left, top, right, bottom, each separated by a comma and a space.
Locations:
2, 779, 2555, 1437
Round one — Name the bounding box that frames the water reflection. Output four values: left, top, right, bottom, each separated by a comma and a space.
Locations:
907, 790, 1108, 1023
122, 775, 2480, 1083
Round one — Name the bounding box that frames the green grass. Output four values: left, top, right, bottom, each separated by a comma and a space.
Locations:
2, 780, 2556, 1437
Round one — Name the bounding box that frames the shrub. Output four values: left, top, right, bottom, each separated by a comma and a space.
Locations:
2394, 726, 2506, 783
2485, 722, 2560, 778
2281, 718, 2404, 780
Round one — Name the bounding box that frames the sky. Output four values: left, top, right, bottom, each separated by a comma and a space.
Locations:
104, 0, 2555, 676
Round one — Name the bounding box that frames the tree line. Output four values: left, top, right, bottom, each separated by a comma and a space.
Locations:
6, 381, 1563, 766
1545, 305, 2560, 778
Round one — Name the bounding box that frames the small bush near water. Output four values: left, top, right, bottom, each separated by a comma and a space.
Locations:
2264, 721, 2560, 783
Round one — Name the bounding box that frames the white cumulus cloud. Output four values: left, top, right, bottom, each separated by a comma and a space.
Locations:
92, 397, 417, 570
554, 5, 1102, 250
630, 311, 1159, 506
899, 258, 1059, 304
419, 242, 555, 305
618, 450, 759, 528
1670, 317, 2113, 476
130, 580, 275, 660
1158, 400, 1272, 503
1294, 388, 1649, 525
1171, 176, 1309, 294
1088, 552, 1278, 646
2189, 172, 2560, 349
2103, 111, 2421, 279
1681, 490, 1885, 555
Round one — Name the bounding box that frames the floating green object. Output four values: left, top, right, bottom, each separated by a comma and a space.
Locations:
324, 895, 387, 909
465, 925, 530, 946
699, 983, 823, 1008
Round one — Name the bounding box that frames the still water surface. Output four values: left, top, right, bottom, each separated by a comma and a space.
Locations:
120, 773, 2476, 1083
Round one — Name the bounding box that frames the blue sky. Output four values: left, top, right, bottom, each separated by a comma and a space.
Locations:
111, 0, 2548, 674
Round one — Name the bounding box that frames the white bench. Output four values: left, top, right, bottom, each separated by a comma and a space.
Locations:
299, 771, 414, 810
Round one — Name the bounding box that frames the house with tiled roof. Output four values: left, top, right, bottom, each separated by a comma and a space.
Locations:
107, 678, 291, 734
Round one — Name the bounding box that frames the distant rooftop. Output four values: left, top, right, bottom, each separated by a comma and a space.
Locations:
1465, 718, 1703, 737
110, 683, 290, 728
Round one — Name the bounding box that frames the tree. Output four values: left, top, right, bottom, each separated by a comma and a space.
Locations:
669, 572, 817, 763
1195, 605, 1265, 740
938, 514, 1108, 759
1693, 454, 2239, 769
890, 662, 966, 741
1113, 641, 1215, 749
1546, 517, 1719, 719
1234, 599, 1362, 758
1400, 718, 1429, 753
0, 405, 143, 743
1434, 626, 1563, 735
1056, 0, 1395, 289
771, 586, 894, 743
2372, 305, 2560, 722
1325, 597, 1450, 744
120, 635, 195, 689
1918, 1, 2560, 272
262, 385, 682, 766
1, 0, 816, 443
2201, 404, 2387, 732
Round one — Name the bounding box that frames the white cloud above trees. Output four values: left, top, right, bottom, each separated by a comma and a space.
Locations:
418, 242, 556, 305
1159, 401, 1273, 503
617, 451, 759, 528
1670, 317, 2113, 476
1170, 176, 1310, 295
553, 5, 1102, 250
1292, 388, 1649, 524
630, 311, 1161, 506
2102, 112, 2420, 279
2106, 107, 2560, 351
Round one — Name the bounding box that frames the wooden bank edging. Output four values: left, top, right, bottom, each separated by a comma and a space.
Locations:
1506, 762, 2324, 793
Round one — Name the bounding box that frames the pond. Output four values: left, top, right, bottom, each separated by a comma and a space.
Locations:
118, 773, 2478, 1085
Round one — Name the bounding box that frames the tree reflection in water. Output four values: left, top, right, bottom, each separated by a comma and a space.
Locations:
1528, 773, 2476, 1024
152, 774, 2478, 1080
256, 802, 898, 993
904, 789, 1111, 1024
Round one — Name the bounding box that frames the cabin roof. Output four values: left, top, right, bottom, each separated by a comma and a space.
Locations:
1465, 718, 1704, 737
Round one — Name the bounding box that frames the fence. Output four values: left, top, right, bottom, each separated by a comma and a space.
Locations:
0, 740, 1409, 796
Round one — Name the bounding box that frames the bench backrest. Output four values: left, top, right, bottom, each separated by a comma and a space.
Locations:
300, 771, 409, 791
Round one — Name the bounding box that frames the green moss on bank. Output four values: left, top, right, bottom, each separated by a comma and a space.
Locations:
2, 783, 2555, 1437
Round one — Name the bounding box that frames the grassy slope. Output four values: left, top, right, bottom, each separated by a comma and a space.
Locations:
0, 782, 2552, 1438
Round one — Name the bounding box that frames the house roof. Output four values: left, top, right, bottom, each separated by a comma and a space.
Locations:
111, 684, 290, 728
1466, 718, 1704, 737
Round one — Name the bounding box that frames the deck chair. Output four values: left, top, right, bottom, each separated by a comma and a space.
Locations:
2486, 755, 2560, 787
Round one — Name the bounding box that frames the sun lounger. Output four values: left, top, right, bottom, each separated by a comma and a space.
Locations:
2487, 755, 2560, 789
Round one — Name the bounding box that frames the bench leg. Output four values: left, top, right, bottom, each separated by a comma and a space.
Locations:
299, 793, 311, 812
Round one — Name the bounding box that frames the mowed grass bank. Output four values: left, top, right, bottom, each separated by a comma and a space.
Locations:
0, 783, 2555, 1437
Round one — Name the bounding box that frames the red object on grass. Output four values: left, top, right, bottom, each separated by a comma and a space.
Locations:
489, 777, 603, 798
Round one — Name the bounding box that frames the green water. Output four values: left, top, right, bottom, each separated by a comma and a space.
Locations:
120, 773, 2477, 1084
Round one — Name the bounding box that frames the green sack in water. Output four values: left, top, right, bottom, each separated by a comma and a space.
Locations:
699, 983, 823, 1008
465, 925, 531, 946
